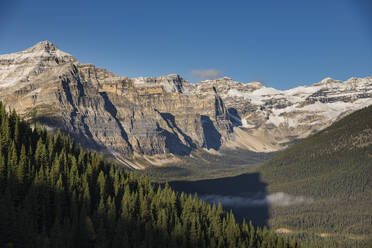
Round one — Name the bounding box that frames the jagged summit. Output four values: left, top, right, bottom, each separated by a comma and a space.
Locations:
0, 40, 75, 62
27, 40, 57, 52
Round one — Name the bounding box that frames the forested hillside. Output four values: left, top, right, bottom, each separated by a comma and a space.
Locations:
0, 102, 300, 248
257, 105, 372, 247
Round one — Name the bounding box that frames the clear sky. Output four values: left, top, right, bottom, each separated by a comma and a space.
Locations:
0, 0, 371, 89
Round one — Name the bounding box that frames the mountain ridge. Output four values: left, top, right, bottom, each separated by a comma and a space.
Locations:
1, 41, 371, 168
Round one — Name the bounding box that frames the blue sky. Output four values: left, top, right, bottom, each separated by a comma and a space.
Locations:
0, 0, 371, 89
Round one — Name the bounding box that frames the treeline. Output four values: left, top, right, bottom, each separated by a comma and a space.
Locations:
0, 102, 300, 248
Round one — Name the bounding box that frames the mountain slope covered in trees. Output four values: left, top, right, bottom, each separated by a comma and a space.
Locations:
256, 105, 372, 247
0, 102, 300, 248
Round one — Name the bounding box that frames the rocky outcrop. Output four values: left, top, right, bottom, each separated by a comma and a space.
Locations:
0, 41, 371, 167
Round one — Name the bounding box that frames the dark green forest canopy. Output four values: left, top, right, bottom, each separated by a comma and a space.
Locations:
0, 102, 300, 248
258, 105, 372, 199
255, 105, 372, 247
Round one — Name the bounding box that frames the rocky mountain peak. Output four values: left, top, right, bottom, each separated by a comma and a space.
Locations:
312, 77, 343, 87
0, 41, 77, 89
345, 76, 372, 85
0, 40, 76, 63
27, 40, 57, 52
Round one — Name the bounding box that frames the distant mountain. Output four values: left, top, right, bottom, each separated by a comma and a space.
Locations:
256, 105, 372, 246
1, 41, 371, 167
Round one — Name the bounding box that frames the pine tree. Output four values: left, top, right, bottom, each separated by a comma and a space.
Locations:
97, 171, 106, 200
16, 145, 27, 184
0, 152, 6, 191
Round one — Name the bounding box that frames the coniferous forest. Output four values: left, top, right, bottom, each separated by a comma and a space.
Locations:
0, 101, 301, 247
257, 105, 372, 247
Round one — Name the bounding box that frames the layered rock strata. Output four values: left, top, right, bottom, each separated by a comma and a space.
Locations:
1, 41, 371, 166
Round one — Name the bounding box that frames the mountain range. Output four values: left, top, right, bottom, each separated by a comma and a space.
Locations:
1, 41, 371, 168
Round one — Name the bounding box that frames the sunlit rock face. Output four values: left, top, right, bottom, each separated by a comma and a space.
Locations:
193, 76, 372, 152
0, 41, 233, 162
1, 41, 371, 166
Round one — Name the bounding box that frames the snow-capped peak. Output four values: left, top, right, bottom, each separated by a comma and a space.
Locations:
0, 41, 76, 89
0, 40, 75, 62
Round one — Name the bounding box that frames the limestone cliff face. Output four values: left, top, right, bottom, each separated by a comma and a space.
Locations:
193, 76, 372, 152
0, 41, 371, 167
0, 41, 233, 163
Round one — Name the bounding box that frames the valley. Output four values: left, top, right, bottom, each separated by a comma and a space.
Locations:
165, 105, 372, 248
137, 148, 274, 181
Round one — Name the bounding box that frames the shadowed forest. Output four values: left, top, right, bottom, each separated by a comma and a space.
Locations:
169, 173, 269, 227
